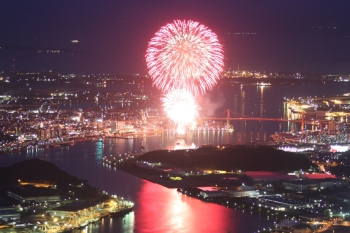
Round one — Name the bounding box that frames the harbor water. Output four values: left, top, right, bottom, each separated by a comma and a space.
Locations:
0, 136, 273, 233
1, 82, 349, 233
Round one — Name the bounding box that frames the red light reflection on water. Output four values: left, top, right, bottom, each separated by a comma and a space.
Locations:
135, 181, 248, 233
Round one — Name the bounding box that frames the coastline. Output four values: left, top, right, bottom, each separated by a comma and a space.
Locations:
0, 136, 100, 156
0, 134, 162, 156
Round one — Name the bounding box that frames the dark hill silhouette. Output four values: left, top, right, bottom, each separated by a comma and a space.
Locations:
0, 158, 85, 188
139, 146, 314, 171
0, 159, 105, 200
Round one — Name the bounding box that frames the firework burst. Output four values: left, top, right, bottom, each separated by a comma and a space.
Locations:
146, 20, 224, 96
162, 88, 199, 127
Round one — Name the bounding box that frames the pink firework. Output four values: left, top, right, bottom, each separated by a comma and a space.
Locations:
146, 20, 224, 96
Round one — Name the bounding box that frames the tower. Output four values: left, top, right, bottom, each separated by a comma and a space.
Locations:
227, 109, 230, 127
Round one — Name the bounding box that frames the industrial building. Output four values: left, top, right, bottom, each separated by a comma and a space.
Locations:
0, 206, 20, 222
7, 187, 60, 203
229, 186, 257, 197
198, 187, 228, 198
49, 201, 101, 218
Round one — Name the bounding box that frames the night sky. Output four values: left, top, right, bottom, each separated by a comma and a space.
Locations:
1, 0, 350, 74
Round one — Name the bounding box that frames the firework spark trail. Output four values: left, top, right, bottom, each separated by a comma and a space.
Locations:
146, 20, 224, 135
146, 20, 224, 96
162, 88, 199, 127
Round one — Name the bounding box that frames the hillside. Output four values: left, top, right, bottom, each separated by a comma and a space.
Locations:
0, 159, 105, 200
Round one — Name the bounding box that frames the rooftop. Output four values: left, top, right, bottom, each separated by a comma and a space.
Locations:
302, 173, 337, 180
245, 171, 297, 180
51, 201, 98, 212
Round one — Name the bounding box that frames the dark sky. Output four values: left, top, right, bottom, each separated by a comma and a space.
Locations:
1, 0, 350, 74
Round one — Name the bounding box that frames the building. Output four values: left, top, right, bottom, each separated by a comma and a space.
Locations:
38, 128, 51, 140
198, 187, 228, 198
244, 171, 298, 183
0, 206, 20, 222
7, 187, 60, 203
220, 177, 240, 185
258, 196, 316, 212
115, 121, 126, 132
49, 201, 101, 218
282, 180, 318, 192
301, 173, 338, 189
230, 186, 257, 197
50, 126, 62, 138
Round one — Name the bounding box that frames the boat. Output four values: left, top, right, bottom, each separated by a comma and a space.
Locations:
89, 217, 100, 223
79, 219, 89, 228
109, 206, 134, 218
108, 199, 134, 218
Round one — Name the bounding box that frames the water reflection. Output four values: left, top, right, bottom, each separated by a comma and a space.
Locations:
173, 139, 196, 150
136, 182, 231, 233
0, 136, 272, 233
135, 182, 269, 233
4, 84, 349, 232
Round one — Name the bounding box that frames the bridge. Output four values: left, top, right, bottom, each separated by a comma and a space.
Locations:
203, 109, 328, 130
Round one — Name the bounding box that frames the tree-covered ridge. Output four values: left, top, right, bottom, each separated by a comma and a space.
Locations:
139, 145, 314, 172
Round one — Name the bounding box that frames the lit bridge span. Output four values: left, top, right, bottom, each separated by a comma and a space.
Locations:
204, 117, 303, 123
203, 109, 327, 130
